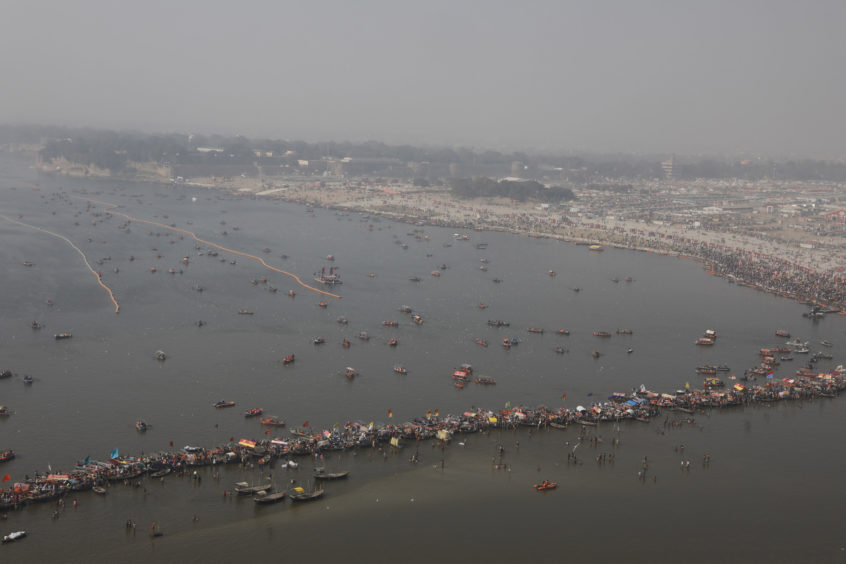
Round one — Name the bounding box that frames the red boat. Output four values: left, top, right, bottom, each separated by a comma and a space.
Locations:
388, 338, 398, 347
475, 339, 488, 347
345, 367, 357, 379
244, 408, 264, 418
260, 417, 286, 427
383, 321, 398, 327
283, 354, 295, 365
533, 480, 558, 491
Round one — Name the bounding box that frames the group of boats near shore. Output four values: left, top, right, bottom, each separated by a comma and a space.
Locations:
3, 362, 845, 512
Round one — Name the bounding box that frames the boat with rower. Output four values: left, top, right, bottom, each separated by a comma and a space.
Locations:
136, 420, 148, 432
474, 377, 496, 385
313, 336, 326, 345
475, 339, 488, 347
213, 400, 236, 408
775, 329, 791, 338
388, 338, 398, 347
345, 367, 357, 379
488, 320, 509, 327
0, 449, 15, 463
283, 354, 295, 365
528, 328, 544, 334
593, 331, 611, 338
244, 408, 263, 418
393, 364, 408, 375
54, 333, 72, 340
533, 480, 558, 491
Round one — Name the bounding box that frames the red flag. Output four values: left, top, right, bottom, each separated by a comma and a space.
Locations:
561, 393, 566, 399
303, 421, 309, 427
426, 410, 432, 418
169, 441, 174, 447
434, 409, 439, 417
2, 474, 9, 482
265, 429, 271, 434
388, 409, 393, 418
229, 437, 234, 442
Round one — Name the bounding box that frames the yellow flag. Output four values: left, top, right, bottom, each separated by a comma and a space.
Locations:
685, 381, 690, 390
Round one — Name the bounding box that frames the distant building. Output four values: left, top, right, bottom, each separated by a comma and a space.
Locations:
825, 209, 846, 223
661, 155, 675, 179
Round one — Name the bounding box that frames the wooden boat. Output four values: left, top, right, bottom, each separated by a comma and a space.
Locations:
234, 481, 273, 495
136, 420, 148, 432
92, 486, 107, 495
288, 290, 296, 297
592, 349, 601, 358
313, 336, 326, 345
314, 468, 350, 480
775, 329, 790, 338
244, 408, 264, 418
0, 449, 15, 463
336, 317, 348, 325
357, 331, 370, 341
527, 328, 544, 334
393, 364, 408, 375
572, 286, 580, 292
0, 406, 9, 417
475, 339, 488, 347
533, 481, 558, 491
254, 490, 286, 504
149, 467, 171, 479
556, 329, 570, 335
549, 422, 568, 430
289, 486, 324, 502
318, 301, 328, 308
548, 270, 557, 277
616, 329, 633, 335
260, 416, 286, 426
474, 377, 496, 385
213, 400, 236, 408
388, 338, 398, 347
487, 320, 509, 327
593, 331, 611, 337
694, 337, 714, 346
383, 321, 399, 327
342, 338, 351, 348
345, 367, 357, 379
283, 354, 295, 365
54, 332, 72, 340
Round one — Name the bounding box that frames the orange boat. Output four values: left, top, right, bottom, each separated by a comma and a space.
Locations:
556, 329, 570, 335
244, 408, 263, 418
534, 480, 558, 491
283, 354, 295, 365
475, 339, 488, 347
260, 416, 286, 427
383, 321, 398, 327
318, 301, 328, 308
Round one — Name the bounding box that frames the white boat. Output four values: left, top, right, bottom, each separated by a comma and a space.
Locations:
2, 531, 26, 543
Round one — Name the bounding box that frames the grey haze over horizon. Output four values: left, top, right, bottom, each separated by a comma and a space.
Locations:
3, 0, 845, 159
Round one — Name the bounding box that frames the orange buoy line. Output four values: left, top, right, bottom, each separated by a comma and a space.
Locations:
0, 214, 120, 314
72, 196, 341, 299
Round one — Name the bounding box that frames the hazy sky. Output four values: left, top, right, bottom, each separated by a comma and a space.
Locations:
3, 0, 845, 157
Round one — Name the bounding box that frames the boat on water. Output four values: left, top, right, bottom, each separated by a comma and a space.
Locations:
149, 467, 171, 479
0, 449, 15, 463
533, 481, 558, 491
313, 336, 326, 345
488, 320, 509, 327
593, 331, 611, 338
0, 406, 9, 417
475, 339, 488, 347
704, 377, 724, 389
314, 468, 350, 480
336, 317, 348, 325
92, 486, 107, 495
289, 486, 324, 502
388, 338, 398, 347
254, 490, 286, 504
31, 321, 41, 330
697, 365, 717, 375
318, 301, 328, 308
786, 338, 808, 347
136, 420, 148, 432
528, 328, 544, 334
234, 481, 273, 495
821, 340, 833, 347
22, 375, 33, 385
283, 354, 295, 365
408, 276, 421, 282
244, 408, 264, 418
383, 321, 398, 327
154, 350, 166, 361
238, 310, 254, 315
588, 245, 603, 251
548, 270, 557, 277
775, 329, 791, 338
616, 329, 633, 335
474, 377, 496, 385
288, 290, 296, 297
694, 337, 715, 346
260, 416, 286, 426
2, 531, 26, 544
345, 367, 357, 379
556, 329, 570, 335
213, 400, 236, 408
393, 364, 408, 375
357, 331, 370, 341
54, 333, 72, 340
555, 346, 566, 354
412, 314, 424, 325
572, 286, 580, 292
592, 349, 601, 358
398, 305, 413, 313
342, 338, 351, 348
314, 266, 342, 285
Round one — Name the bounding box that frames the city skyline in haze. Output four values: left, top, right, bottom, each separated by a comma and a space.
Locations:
2, 0, 845, 159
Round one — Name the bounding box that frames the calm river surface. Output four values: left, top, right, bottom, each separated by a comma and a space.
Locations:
1, 154, 844, 563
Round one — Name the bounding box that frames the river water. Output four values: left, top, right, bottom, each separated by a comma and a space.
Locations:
0, 154, 844, 563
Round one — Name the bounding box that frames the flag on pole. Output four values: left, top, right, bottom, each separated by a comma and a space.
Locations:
426, 410, 432, 418
109, 448, 119, 460
685, 381, 690, 390
83, 456, 91, 466
303, 421, 309, 427
434, 409, 439, 417
505, 401, 511, 409
388, 409, 393, 418
2, 474, 10, 482
561, 393, 567, 400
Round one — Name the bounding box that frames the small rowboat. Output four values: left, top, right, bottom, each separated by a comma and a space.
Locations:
254, 490, 287, 504
533, 481, 557, 491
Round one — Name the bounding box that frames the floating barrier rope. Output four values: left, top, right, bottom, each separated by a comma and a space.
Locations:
72, 196, 341, 299
1, 214, 121, 314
